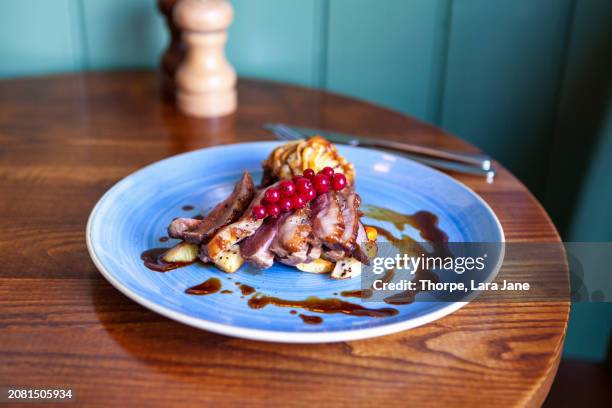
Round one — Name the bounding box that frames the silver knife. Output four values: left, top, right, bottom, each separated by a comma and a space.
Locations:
269, 124, 492, 171
265, 123, 495, 182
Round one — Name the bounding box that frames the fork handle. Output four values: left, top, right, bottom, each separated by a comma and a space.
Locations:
355, 139, 491, 171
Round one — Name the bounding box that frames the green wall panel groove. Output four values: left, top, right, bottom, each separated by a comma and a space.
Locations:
325, 0, 444, 121
226, 0, 321, 87
440, 0, 574, 193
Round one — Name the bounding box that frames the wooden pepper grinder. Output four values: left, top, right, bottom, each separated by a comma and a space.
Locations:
174, 0, 237, 118
157, 0, 185, 101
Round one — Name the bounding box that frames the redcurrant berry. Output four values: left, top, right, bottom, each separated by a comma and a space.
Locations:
292, 195, 305, 209
332, 173, 347, 191
313, 174, 330, 194
264, 188, 280, 203
303, 168, 315, 179
252, 205, 267, 219
279, 197, 293, 212
320, 166, 334, 178
279, 180, 296, 197
301, 188, 316, 202
266, 203, 281, 218
296, 177, 313, 194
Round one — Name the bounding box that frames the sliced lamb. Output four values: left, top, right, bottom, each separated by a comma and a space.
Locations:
167, 171, 255, 243
168, 218, 201, 238
270, 207, 315, 266
240, 213, 289, 269
206, 180, 282, 263
311, 191, 345, 248
321, 248, 346, 263
337, 189, 361, 253
352, 222, 372, 265
311, 188, 370, 264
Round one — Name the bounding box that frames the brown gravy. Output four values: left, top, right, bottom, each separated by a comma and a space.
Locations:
159, 236, 169, 242
363, 206, 448, 243
141, 248, 194, 272
248, 295, 398, 318
299, 314, 323, 325
185, 277, 221, 295
239, 284, 256, 296
340, 289, 373, 299
383, 269, 440, 305
363, 205, 448, 305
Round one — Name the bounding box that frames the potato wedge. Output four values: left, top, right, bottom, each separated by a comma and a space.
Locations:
162, 242, 199, 263
331, 257, 362, 279
214, 244, 244, 273
296, 258, 334, 274
363, 240, 378, 259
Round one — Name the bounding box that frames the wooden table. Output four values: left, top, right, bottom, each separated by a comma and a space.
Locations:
0, 71, 569, 407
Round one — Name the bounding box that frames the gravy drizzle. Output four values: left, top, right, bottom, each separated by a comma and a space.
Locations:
141, 248, 195, 272
248, 295, 398, 318
362, 205, 448, 305
239, 284, 256, 296
362, 206, 448, 243
299, 314, 323, 325
340, 289, 373, 299
185, 278, 221, 295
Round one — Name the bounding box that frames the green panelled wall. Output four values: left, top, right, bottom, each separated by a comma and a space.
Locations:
1, 0, 611, 361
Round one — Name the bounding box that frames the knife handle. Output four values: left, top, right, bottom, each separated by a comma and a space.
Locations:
397, 151, 495, 183
356, 139, 492, 171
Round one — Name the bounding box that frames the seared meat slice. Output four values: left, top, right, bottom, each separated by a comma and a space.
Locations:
337, 189, 361, 252
168, 218, 202, 238
206, 181, 282, 264
313, 189, 369, 264
352, 222, 373, 265
168, 171, 255, 243
311, 192, 345, 247
321, 248, 346, 263
307, 242, 322, 261
240, 213, 289, 269
270, 207, 317, 266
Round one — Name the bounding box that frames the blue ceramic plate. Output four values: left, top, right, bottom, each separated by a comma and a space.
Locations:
87, 142, 504, 343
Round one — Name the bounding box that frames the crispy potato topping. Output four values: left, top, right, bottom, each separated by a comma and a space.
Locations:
263, 136, 355, 184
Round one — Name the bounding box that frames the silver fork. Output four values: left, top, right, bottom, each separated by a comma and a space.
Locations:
266, 124, 495, 183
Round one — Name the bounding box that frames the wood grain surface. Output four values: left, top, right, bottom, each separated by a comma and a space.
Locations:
0, 71, 569, 407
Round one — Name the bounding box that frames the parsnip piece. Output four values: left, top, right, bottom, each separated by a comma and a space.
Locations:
331, 257, 362, 279
296, 258, 334, 274
162, 242, 199, 263
214, 244, 244, 273
363, 240, 378, 260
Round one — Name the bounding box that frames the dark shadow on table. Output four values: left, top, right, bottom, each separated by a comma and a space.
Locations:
543, 358, 612, 407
